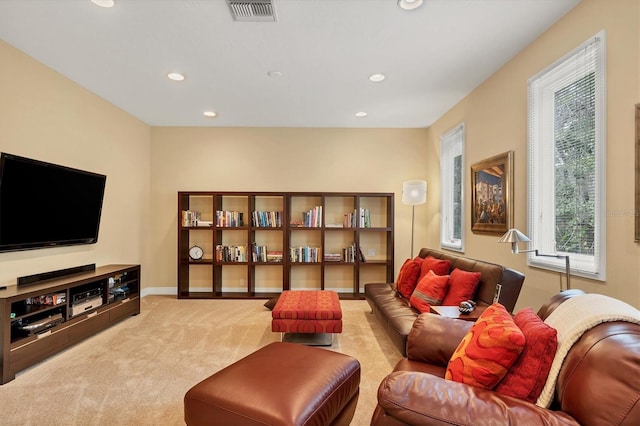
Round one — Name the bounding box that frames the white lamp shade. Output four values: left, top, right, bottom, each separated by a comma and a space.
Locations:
497, 228, 531, 254
402, 180, 427, 205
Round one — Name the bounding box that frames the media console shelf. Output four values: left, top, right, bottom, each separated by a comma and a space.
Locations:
0, 264, 140, 384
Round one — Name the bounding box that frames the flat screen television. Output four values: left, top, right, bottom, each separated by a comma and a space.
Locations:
0, 153, 107, 252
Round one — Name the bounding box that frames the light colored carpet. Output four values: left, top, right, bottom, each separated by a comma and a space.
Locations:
1, 296, 402, 425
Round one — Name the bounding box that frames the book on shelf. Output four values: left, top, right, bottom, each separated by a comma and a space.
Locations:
266, 251, 283, 262
216, 245, 248, 262
216, 210, 244, 227
251, 244, 283, 262
182, 210, 201, 227
252, 211, 282, 228
324, 253, 342, 262
252, 243, 267, 262
301, 205, 322, 227
343, 208, 371, 228
290, 246, 320, 263
342, 242, 366, 263
359, 247, 367, 262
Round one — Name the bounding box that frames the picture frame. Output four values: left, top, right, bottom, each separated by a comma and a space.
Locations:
635, 103, 640, 241
471, 150, 513, 235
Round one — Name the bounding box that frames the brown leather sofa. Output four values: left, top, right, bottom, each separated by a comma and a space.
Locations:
371, 289, 640, 426
364, 248, 525, 356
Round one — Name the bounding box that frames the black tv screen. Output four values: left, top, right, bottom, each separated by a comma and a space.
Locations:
0, 153, 107, 252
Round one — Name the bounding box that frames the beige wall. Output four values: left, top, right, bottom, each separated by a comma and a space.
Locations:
148, 127, 429, 291
425, 0, 640, 309
2, 0, 637, 311
0, 41, 151, 287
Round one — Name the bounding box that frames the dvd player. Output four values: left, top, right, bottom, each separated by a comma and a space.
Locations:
72, 288, 102, 303
17, 313, 64, 335
70, 295, 103, 317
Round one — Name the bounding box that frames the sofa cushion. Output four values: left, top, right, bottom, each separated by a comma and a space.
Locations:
396, 258, 422, 299
418, 256, 451, 283
445, 303, 525, 390
409, 270, 450, 313
494, 307, 557, 402
442, 268, 481, 306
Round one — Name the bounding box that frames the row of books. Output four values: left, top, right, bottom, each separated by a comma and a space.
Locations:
215, 245, 248, 262
290, 246, 321, 263
184, 207, 371, 228
343, 242, 367, 263
251, 211, 283, 228
181, 210, 201, 227
345, 208, 372, 228
292, 206, 322, 228
216, 210, 244, 227
252, 244, 283, 262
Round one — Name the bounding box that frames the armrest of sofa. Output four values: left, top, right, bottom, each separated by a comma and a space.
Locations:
376, 371, 580, 426
405, 313, 473, 365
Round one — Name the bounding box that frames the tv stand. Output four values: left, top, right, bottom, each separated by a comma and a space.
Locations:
0, 264, 140, 384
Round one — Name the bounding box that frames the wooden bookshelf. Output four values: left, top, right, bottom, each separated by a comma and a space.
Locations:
177, 192, 394, 299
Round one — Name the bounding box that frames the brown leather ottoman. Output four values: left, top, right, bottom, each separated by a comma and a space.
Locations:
184, 342, 361, 426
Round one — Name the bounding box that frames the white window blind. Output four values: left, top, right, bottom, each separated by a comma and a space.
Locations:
528, 31, 606, 280
440, 123, 465, 252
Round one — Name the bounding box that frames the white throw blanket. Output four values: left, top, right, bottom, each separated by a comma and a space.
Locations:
536, 293, 640, 408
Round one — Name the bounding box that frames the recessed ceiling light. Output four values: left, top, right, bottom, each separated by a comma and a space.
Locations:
355, 112, 368, 118
398, 0, 423, 11
167, 72, 185, 81
203, 111, 217, 118
91, 0, 115, 7
369, 73, 385, 82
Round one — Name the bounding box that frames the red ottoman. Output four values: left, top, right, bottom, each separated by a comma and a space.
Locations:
272, 290, 342, 344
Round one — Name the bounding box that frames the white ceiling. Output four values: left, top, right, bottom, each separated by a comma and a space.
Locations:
0, 0, 581, 128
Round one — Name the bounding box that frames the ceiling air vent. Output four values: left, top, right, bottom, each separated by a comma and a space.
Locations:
227, 0, 276, 22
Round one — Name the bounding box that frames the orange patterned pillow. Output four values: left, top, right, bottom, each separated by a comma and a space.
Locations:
445, 303, 525, 390
409, 270, 450, 313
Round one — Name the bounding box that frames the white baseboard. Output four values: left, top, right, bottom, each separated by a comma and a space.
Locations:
141, 287, 177, 298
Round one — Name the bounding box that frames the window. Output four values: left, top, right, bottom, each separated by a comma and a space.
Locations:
440, 123, 465, 252
528, 31, 606, 280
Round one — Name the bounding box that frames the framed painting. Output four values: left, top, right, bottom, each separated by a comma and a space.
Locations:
471, 151, 513, 235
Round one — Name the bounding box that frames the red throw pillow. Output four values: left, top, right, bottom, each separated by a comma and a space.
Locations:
396, 258, 421, 299
494, 307, 558, 402
409, 270, 450, 313
417, 256, 451, 282
442, 268, 481, 306
445, 303, 525, 390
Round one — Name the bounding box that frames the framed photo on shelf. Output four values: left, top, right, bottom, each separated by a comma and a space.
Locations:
471, 150, 513, 235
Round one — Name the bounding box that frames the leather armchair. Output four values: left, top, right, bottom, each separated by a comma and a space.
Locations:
371, 290, 640, 426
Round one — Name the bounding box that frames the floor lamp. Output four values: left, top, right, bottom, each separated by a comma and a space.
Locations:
402, 180, 427, 257
497, 228, 571, 292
